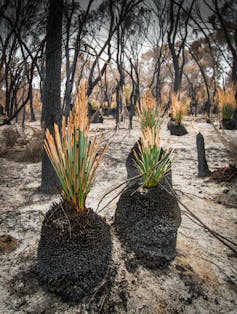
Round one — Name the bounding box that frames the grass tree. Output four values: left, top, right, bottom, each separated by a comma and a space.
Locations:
167, 93, 188, 136
38, 83, 112, 303
133, 127, 172, 188
117, 93, 181, 268
217, 86, 236, 130
44, 83, 107, 211
137, 90, 164, 131
170, 93, 187, 125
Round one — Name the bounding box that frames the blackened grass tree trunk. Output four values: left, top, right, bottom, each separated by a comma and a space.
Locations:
29, 86, 36, 122
41, 0, 63, 193
128, 59, 138, 129
20, 44, 37, 123
196, 132, 211, 177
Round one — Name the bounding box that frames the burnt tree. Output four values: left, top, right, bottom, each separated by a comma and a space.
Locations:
41, 0, 63, 193
167, 0, 194, 94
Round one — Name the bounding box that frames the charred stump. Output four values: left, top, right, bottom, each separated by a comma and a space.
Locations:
196, 132, 211, 177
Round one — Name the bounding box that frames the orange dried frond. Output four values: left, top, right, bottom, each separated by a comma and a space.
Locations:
143, 89, 156, 109
183, 95, 191, 109
137, 89, 165, 132
171, 93, 187, 123
196, 90, 204, 104
140, 127, 160, 149
171, 93, 178, 110
217, 86, 236, 108
171, 93, 188, 111
43, 81, 107, 213
138, 89, 156, 116
68, 82, 90, 136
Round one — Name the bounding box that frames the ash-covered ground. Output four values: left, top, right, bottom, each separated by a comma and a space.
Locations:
0, 116, 236, 313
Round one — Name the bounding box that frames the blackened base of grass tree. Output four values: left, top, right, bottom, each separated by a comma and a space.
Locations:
167, 119, 188, 136
115, 183, 181, 269
41, 0, 63, 193
221, 119, 236, 130
38, 202, 111, 303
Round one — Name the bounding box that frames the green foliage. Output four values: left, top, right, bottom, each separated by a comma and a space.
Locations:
44, 84, 107, 212
171, 93, 187, 125
133, 129, 172, 188
140, 107, 163, 131
91, 101, 98, 109
174, 110, 183, 125
134, 144, 172, 188
222, 103, 234, 120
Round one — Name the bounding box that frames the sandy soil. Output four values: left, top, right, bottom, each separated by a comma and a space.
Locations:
0, 116, 236, 313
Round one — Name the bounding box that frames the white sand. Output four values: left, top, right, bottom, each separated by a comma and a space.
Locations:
0, 116, 236, 313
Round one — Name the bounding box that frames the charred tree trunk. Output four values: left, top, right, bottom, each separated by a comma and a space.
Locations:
29, 87, 36, 121
190, 49, 210, 105
167, 0, 194, 95
22, 104, 25, 128
115, 82, 120, 126
232, 58, 237, 85
41, 0, 63, 193
196, 132, 211, 177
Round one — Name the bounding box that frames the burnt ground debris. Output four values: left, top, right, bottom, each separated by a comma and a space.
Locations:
0, 118, 237, 313
211, 164, 237, 183
0, 234, 19, 253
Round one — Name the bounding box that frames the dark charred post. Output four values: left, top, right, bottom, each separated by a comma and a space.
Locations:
29, 87, 36, 122
196, 132, 211, 177
0, 104, 3, 115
